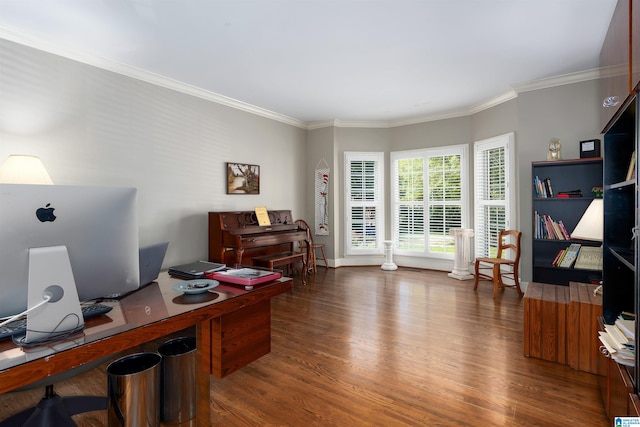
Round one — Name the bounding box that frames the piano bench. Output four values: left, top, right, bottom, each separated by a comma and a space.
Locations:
252, 252, 306, 284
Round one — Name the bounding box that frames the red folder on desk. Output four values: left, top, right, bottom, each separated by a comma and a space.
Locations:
207, 268, 281, 287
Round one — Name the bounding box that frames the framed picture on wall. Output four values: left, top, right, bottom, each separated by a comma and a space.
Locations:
226, 162, 260, 194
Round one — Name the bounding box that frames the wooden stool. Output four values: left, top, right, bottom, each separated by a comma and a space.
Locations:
253, 252, 306, 284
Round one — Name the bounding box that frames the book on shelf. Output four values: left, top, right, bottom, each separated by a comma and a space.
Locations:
551, 249, 565, 267
573, 246, 603, 271
556, 189, 583, 198
534, 211, 568, 240
533, 176, 554, 198
558, 243, 581, 268
626, 151, 636, 181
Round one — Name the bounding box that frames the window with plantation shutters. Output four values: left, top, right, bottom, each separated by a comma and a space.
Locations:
473, 133, 516, 258
345, 152, 384, 255
391, 145, 468, 258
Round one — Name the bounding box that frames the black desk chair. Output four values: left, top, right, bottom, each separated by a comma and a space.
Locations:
0, 357, 110, 427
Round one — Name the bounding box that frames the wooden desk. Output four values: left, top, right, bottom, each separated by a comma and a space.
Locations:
0, 272, 293, 425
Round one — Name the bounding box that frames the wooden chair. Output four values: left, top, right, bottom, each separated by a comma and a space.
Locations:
294, 219, 328, 272
473, 229, 523, 298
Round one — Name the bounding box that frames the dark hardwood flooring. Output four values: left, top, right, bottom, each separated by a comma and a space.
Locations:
0, 267, 608, 426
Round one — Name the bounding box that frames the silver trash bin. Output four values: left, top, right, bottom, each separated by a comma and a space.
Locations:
158, 336, 197, 424
107, 352, 161, 427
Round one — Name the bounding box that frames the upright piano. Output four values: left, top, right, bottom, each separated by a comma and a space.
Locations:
208, 210, 308, 266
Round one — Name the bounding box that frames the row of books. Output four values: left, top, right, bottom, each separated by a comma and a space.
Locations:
533, 176, 584, 198
599, 314, 635, 367
552, 243, 581, 267
551, 244, 603, 270
533, 176, 554, 198
534, 211, 570, 240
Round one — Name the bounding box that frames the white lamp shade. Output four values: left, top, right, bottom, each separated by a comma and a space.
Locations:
0, 155, 54, 185
570, 199, 603, 241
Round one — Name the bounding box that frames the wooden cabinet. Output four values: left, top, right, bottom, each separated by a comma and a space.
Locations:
600, 0, 632, 131
531, 159, 603, 286
567, 282, 602, 374
610, 359, 635, 419
598, 317, 637, 420
523, 282, 569, 364
524, 282, 601, 373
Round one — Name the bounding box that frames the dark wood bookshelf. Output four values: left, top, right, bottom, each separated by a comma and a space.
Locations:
531, 158, 603, 286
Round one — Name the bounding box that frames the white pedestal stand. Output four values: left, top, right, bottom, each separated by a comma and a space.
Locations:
447, 228, 474, 280
381, 240, 398, 271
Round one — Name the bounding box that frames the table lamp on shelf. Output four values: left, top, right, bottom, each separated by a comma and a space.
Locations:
0, 154, 53, 184
570, 198, 603, 295
570, 199, 603, 242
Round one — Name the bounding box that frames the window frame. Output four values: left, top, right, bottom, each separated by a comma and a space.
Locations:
344, 151, 385, 256
473, 132, 516, 259
390, 144, 469, 259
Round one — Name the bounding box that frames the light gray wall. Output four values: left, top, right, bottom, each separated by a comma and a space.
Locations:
1, 37, 604, 282
0, 39, 307, 268
305, 126, 335, 259
515, 80, 602, 281
332, 80, 602, 281
334, 127, 390, 263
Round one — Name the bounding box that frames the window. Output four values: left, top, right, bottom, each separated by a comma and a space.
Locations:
391, 145, 468, 258
474, 133, 516, 258
345, 152, 384, 255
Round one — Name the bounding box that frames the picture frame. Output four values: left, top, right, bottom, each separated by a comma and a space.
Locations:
226, 162, 260, 194
579, 139, 601, 158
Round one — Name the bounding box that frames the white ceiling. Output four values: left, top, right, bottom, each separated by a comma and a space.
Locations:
0, 0, 618, 126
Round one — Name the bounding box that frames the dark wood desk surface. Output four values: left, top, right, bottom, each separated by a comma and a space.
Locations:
0, 272, 293, 425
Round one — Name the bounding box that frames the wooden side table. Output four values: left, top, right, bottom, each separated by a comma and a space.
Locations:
567, 282, 602, 374
523, 282, 569, 364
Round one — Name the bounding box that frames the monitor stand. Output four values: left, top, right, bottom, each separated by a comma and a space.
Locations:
23, 246, 84, 344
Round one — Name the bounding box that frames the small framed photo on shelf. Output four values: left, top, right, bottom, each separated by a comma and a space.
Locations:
579, 139, 601, 158
226, 162, 260, 194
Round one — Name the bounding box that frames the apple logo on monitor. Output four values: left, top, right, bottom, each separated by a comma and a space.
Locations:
36, 203, 56, 222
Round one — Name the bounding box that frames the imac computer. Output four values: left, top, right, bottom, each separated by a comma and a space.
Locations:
0, 184, 139, 343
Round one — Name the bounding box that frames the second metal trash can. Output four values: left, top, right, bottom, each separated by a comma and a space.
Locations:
158, 336, 197, 424
107, 352, 162, 427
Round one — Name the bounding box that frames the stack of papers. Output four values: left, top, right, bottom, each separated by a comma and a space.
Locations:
599, 315, 635, 366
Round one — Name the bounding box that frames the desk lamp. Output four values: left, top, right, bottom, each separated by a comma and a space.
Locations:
0, 154, 53, 184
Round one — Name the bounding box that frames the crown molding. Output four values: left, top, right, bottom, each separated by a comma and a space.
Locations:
0, 26, 308, 130
316, 68, 599, 129
1, 25, 602, 131
307, 119, 393, 130
512, 68, 601, 93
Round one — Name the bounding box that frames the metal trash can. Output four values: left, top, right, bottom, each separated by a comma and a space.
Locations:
158, 336, 197, 424
107, 352, 161, 427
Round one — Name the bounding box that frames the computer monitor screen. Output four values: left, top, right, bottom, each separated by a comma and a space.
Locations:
0, 184, 140, 320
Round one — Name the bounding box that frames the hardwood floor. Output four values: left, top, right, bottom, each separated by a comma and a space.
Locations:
0, 267, 608, 426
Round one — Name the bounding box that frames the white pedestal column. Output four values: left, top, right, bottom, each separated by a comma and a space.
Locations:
381, 240, 398, 271
447, 228, 474, 280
